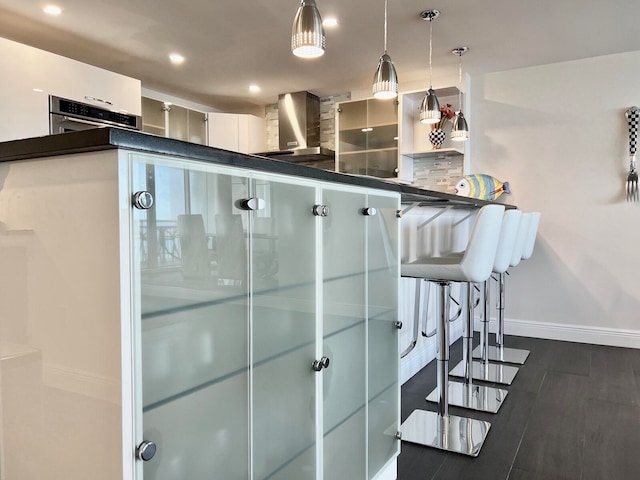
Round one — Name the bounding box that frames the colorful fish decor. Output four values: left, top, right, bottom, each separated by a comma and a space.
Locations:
454, 174, 511, 201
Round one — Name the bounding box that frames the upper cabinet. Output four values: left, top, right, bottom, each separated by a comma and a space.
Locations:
208, 112, 266, 154
0, 36, 141, 142
141, 97, 207, 145
336, 98, 405, 181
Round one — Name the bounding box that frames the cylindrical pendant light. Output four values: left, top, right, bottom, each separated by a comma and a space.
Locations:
291, 0, 326, 59
419, 9, 441, 124
372, 0, 398, 99
451, 47, 470, 141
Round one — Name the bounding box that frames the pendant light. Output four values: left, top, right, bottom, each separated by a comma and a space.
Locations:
372, 0, 398, 99
419, 9, 441, 124
291, 0, 326, 59
451, 47, 470, 141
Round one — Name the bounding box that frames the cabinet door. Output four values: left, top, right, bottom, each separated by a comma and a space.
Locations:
366, 192, 400, 477
250, 173, 318, 480
321, 186, 367, 479
132, 157, 251, 480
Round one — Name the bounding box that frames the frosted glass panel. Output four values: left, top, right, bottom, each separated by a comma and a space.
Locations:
367, 193, 400, 477
322, 187, 366, 478
132, 158, 250, 480
251, 177, 318, 480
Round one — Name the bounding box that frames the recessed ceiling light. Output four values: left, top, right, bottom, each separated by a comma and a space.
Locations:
249, 85, 261, 93
32, 88, 44, 93
43, 5, 62, 15
169, 53, 185, 65
323, 17, 338, 27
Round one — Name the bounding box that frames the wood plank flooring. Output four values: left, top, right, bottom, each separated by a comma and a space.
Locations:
398, 335, 640, 480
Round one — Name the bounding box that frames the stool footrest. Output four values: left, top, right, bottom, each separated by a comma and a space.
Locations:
473, 345, 530, 364
450, 360, 519, 385
426, 381, 508, 414
399, 409, 491, 457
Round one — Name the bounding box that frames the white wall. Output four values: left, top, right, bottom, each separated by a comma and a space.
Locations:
470, 50, 640, 347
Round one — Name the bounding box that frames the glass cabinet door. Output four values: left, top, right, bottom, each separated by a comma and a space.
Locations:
366, 192, 400, 477
132, 156, 251, 480
250, 174, 318, 480
321, 187, 367, 479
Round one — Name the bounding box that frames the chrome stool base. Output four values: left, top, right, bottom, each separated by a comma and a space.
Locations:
450, 360, 518, 385
472, 345, 530, 365
426, 381, 508, 414
399, 409, 491, 457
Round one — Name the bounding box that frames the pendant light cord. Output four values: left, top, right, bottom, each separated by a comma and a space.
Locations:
458, 52, 462, 110
428, 19, 433, 89
384, 0, 388, 53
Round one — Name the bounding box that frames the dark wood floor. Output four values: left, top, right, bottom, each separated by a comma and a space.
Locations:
398, 334, 640, 480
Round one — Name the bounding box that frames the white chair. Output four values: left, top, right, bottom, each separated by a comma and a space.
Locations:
399, 204, 504, 457
439, 209, 522, 409
475, 212, 541, 364
451, 210, 523, 385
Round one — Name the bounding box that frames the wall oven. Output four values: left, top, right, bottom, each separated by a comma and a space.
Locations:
49, 95, 142, 134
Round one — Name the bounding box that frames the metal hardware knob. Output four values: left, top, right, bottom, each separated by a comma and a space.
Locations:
395, 321, 403, 329
136, 440, 157, 462
396, 210, 403, 218
395, 431, 402, 440
312, 205, 329, 217
362, 207, 377, 216
312, 356, 330, 371
132, 191, 154, 210
238, 197, 266, 211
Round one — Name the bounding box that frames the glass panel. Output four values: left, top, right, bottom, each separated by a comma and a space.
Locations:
188, 110, 207, 145
132, 156, 250, 480
251, 175, 318, 480
366, 193, 400, 478
322, 187, 366, 479
168, 105, 189, 141
142, 97, 166, 136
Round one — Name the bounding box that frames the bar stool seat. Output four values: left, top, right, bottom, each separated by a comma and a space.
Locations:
399, 204, 504, 457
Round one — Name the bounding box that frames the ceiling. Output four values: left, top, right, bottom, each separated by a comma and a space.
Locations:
0, 0, 639, 113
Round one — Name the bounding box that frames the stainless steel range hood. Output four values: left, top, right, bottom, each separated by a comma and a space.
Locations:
256, 91, 335, 164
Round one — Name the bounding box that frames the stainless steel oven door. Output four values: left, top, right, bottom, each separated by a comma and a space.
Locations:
49, 113, 109, 134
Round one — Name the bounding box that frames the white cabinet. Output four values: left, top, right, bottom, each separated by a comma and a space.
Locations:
208, 112, 266, 154
0, 36, 141, 141
0, 140, 399, 480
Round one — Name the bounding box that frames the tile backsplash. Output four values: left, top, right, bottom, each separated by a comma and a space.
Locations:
412, 154, 464, 193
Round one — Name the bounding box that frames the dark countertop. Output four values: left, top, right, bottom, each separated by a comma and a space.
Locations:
0, 128, 514, 209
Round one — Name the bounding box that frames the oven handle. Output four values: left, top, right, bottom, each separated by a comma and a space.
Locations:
57, 116, 109, 128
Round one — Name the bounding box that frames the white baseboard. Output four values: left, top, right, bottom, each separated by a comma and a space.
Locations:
473, 317, 640, 349
401, 320, 464, 385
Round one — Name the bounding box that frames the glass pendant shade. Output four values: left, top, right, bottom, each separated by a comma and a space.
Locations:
451, 111, 469, 141
419, 88, 440, 124
373, 53, 398, 99
291, 0, 326, 58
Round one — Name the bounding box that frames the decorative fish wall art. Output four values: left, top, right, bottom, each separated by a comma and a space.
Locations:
454, 174, 511, 201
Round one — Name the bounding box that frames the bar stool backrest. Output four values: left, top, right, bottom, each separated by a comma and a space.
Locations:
493, 209, 523, 274
461, 204, 505, 283
509, 213, 531, 268
521, 212, 541, 260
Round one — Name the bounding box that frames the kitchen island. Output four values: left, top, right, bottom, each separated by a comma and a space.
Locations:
0, 129, 510, 480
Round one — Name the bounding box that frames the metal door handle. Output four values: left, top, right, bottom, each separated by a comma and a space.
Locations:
312, 205, 329, 217
312, 356, 330, 371
238, 197, 265, 210
136, 440, 157, 461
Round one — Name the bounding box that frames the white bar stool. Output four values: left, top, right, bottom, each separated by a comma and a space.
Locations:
451, 210, 525, 385
399, 204, 504, 457
438, 209, 522, 409
474, 212, 541, 364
